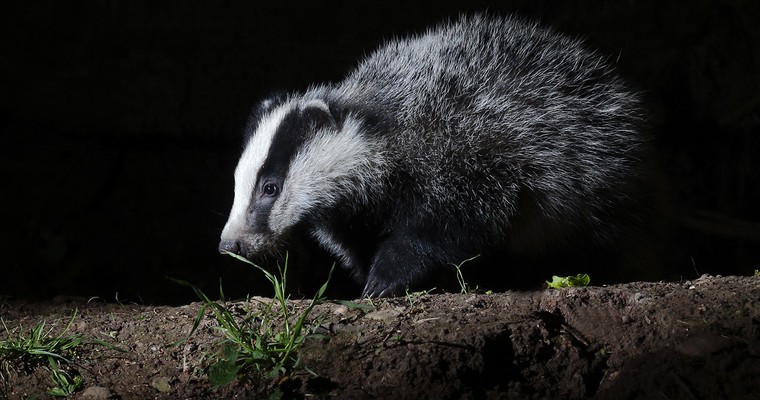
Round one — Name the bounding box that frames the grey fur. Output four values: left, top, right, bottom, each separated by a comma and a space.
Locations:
220, 15, 655, 297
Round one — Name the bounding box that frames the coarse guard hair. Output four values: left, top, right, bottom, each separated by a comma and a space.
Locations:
220, 15, 658, 297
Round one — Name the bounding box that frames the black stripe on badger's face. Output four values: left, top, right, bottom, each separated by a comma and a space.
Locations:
249, 109, 314, 233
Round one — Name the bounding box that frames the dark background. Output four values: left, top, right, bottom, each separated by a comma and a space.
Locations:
1, 1, 758, 304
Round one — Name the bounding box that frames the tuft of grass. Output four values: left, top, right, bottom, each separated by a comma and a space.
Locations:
546, 274, 591, 289
0, 310, 85, 397
754, 269, 759, 277
174, 252, 333, 392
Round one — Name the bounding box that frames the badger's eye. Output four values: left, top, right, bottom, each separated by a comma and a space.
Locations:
263, 183, 278, 197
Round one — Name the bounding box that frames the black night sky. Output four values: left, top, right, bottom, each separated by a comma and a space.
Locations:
2, 1, 759, 304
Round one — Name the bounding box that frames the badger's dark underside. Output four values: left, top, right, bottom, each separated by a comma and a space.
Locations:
275, 207, 666, 299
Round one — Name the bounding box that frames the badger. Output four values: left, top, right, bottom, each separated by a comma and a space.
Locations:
219, 15, 657, 297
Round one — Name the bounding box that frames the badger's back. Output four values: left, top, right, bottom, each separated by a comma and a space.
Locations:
329, 15, 652, 252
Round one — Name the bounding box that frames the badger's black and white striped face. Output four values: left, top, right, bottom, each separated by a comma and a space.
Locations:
219, 98, 384, 260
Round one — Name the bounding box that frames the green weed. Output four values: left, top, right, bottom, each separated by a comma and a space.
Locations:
0, 310, 84, 397
46, 356, 83, 397
175, 252, 333, 393
546, 274, 591, 289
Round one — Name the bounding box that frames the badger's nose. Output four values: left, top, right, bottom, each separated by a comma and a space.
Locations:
218, 239, 241, 255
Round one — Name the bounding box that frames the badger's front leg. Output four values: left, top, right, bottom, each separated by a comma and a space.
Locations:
362, 230, 454, 298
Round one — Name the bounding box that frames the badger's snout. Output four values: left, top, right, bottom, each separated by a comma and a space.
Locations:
218, 232, 275, 260
218, 239, 241, 255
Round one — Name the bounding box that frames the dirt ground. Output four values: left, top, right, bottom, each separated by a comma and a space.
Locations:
2, 274, 759, 399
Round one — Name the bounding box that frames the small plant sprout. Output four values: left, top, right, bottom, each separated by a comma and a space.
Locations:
175, 252, 333, 393
451, 255, 481, 294
405, 287, 436, 309
546, 274, 591, 289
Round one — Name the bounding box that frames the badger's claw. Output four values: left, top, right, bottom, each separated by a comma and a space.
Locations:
361, 277, 405, 298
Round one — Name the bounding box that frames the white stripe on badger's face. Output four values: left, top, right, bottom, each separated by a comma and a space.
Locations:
268, 117, 384, 235
220, 104, 292, 242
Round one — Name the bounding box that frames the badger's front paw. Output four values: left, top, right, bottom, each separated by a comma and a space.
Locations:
361, 275, 408, 298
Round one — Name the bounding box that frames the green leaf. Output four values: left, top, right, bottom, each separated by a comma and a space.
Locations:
546, 274, 591, 289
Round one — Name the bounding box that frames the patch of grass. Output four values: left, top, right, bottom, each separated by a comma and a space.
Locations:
546, 274, 591, 289
0, 310, 84, 398
754, 269, 759, 277
175, 252, 333, 394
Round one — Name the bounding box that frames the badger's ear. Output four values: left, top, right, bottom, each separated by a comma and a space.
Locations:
301, 99, 338, 131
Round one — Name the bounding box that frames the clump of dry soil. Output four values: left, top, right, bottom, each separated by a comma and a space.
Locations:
2, 275, 759, 399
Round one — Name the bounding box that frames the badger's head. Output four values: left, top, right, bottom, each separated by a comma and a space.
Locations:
219, 96, 385, 260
